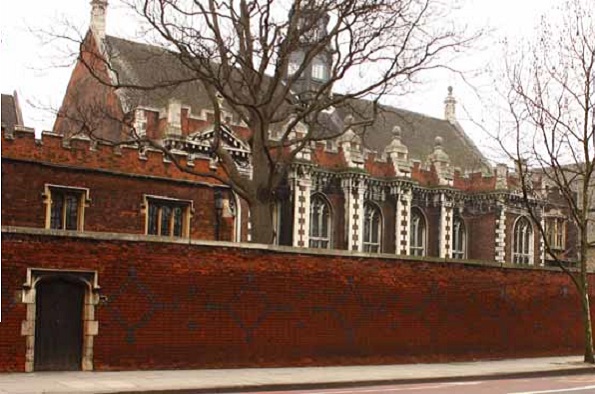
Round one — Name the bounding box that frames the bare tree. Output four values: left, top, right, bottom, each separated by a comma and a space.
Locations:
496, 0, 594, 363
57, 0, 476, 243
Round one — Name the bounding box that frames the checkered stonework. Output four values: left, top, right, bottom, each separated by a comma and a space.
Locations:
495, 205, 506, 263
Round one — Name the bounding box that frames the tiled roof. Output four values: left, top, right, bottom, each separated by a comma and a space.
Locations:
102, 35, 491, 173
336, 99, 491, 173
104, 36, 211, 112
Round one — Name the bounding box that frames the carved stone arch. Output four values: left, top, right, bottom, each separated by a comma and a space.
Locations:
309, 192, 333, 249
512, 215, 535, 265
310, 192, 334, 215
20, 268, 100, 372
363, 200, 383, 253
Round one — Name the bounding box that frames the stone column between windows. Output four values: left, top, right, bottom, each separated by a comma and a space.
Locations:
292, 175, 312, 248
439, 193, 454, 258
494, 203, 507, 264
342, 177, 366, 252
395, 188, 412, 255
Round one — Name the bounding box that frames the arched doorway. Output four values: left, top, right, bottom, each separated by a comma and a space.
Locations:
34, 277, 85, 371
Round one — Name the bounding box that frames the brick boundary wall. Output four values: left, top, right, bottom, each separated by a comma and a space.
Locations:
1, 227, 594, 372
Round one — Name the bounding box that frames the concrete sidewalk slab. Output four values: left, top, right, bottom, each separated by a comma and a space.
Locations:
0, 356, 593, 394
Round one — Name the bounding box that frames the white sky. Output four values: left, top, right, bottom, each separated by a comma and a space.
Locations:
0, 0, 561, 161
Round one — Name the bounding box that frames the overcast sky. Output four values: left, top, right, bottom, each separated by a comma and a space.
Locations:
0, 0, 560, 161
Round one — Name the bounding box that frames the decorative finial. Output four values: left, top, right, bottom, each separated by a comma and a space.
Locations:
444, 86, 456, 122
392, 125, 402, 139
435, 136, 443, 147
344, 115, 355, 127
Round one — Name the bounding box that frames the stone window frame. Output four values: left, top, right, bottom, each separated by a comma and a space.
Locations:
363, 201, 382, 253
43, 184, 91, 231
452, 215, 467, 259
309, 193, 333, 249
142, 194, 194, 238
20, 268, 100, 372
409, 207, 427, 256
513, 215, 534, 265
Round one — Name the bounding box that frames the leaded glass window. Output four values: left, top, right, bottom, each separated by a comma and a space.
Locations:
513, 216, 533, 264
410, 208, 426, 256
146, 197, 189, 237
363, 202, 381, 253
309, 194, 331, 248
49, 188, 84, 231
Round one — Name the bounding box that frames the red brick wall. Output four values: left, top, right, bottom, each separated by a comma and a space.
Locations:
466, 212, 496, 261
425, 205, 441, 257
328, 192, 345, 250
2, 230, 593, 372
380, 198, 396, 254
1, 160, 233, 241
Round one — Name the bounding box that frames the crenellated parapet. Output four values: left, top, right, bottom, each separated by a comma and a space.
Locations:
1, 127, 228, 185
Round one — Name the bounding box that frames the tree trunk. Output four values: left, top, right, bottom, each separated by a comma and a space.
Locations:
581, 254, 595, 363
582, 290, 594, 363
249, 195, 275, 244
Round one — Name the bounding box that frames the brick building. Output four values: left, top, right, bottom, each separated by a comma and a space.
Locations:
44, 0, 578, 266
1, 0, 591, 373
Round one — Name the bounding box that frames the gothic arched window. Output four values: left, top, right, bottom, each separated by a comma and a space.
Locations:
363, 202, 382, 253
309, 194, 331, 249
452, 216, 466, 259
410, 208, 426, 256
513, 216, 534, 265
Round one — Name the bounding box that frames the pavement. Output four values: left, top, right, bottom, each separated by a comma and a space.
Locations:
0, 356, 593, 394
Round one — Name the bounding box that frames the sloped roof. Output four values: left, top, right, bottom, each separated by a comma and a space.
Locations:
104, 36, 213, 115
102, 35, 490, 173
1, 94, 22, 131
335, 99, 490, 173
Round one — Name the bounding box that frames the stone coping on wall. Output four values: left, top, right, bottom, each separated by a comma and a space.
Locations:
2, 225, 588, 273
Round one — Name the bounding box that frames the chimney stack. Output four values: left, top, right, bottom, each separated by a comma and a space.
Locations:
90, 0, 108, 40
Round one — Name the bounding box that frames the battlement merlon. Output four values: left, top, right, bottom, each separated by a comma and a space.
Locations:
2, 127, 228, 186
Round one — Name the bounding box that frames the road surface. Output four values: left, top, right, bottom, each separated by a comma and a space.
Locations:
224, 373, 595, 394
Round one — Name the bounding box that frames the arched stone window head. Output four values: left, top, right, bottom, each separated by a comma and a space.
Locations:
409, 208, 426, 256
513, 216, 534, 265
309, 194, 332, 248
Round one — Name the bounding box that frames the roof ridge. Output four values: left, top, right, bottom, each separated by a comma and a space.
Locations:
105, 35, 174, 55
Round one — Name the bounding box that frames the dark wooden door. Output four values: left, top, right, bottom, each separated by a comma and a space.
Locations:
35, 278, 85, 371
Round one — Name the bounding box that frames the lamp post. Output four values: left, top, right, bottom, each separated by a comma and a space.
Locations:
214, 190, 223, 240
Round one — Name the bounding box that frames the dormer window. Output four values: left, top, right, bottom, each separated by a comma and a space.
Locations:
312, 61, 327, 81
